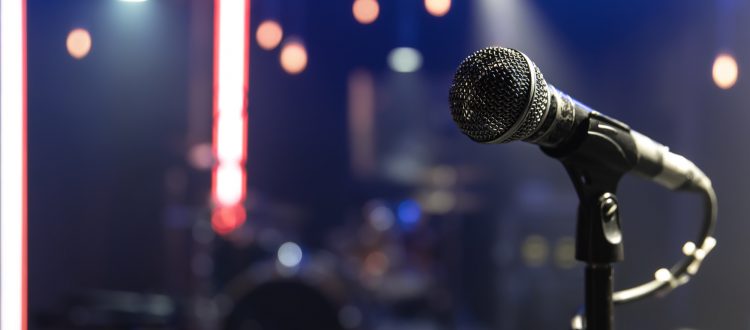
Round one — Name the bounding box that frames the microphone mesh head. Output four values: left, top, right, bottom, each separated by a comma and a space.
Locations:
449, 47, 550, 143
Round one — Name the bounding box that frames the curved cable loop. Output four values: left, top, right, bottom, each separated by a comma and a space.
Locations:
570, 186, 717, 329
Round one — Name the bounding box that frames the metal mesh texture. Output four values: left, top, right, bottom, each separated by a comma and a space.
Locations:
449, 47, 550, 143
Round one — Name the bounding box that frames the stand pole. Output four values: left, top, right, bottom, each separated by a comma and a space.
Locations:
585, 264, 614, 330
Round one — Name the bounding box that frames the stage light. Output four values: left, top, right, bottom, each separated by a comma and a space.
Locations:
256, 20, 283, 50
353, 0, 379, 25
277, 242, 303, 268
388, 47, 422, 73
425, 0, 451, 17
66, 28, 92, 60
119, 0, 148, 2
280, 40, 307, 74
1, 0, 26, 328
713, 53, 738, 89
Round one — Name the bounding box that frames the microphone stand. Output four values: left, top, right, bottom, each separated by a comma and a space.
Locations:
543, 112, 639, 330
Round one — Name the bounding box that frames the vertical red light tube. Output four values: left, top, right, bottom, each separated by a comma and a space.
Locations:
1, 0, 27, 328
212, 0, 250, 235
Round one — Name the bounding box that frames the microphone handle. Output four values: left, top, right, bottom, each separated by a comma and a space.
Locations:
533, 86, 711, 191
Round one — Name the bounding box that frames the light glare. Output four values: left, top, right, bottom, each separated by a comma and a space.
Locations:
388, 47, 423, 73
712, 53, 738, 90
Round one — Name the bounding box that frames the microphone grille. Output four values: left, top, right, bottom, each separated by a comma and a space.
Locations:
449, 47, 549, 143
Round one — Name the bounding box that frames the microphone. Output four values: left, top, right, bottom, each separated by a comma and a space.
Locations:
448, 46, 711, 191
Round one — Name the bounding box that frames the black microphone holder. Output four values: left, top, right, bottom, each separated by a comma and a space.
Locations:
543, 111, 640, 330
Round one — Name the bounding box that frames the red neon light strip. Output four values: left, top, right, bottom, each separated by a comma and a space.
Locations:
23, 0, 29, 327
1, 0, 27, 328
211, 0, 250, 234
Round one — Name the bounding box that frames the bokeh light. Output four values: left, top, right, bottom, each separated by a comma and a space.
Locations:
366, 201, 395, 231
712, 53, 738, 90
388, 47, 423, 73
353, 0, 380, 25
424, 0, 451, 17
188, 143, 214, 170
211, 204, 246, 235
280, 40, 308, 74
256, 20, 283, 50
397, 199, 421, 226
277, 242, 303, 268
553, 236, 576, 269
521, 235, 549, 267
423, 190, 456, 215
363, 251, 389, 276
66, 28, 92, 60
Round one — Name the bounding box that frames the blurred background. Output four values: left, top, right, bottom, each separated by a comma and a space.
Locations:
25, 0, 750, 329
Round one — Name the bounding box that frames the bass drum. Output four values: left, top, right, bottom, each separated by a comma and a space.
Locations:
219, 254, 359, 330
224, 280, 341, 330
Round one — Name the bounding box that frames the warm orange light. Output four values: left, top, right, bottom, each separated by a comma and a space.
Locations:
353, 0, 379, 25
66, 28, 92, 59
713, 53, 738, 90
280, 40, 307, 74
256, 20, 283, 50
425, 0, 451, 17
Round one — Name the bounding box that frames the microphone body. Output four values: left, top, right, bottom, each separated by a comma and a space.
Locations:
448, 47, 710, 191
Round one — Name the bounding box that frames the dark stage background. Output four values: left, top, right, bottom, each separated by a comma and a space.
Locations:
26, 0, 750, 329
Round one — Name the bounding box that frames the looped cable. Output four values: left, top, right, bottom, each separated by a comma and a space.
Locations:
570, 186, 717, 329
